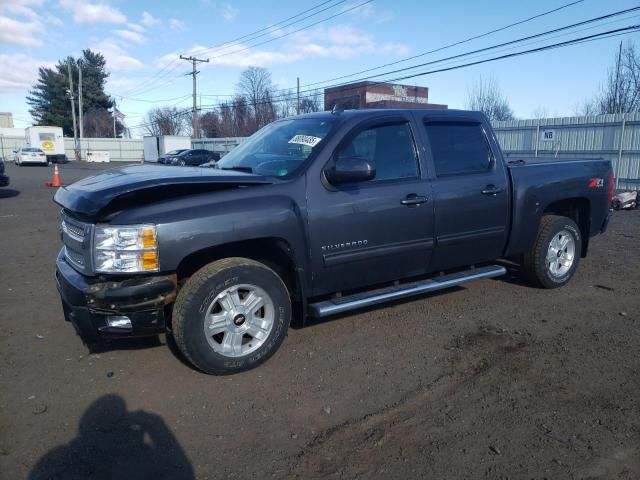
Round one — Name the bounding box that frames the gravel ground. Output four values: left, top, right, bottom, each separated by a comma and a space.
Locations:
0, 161, 638, 480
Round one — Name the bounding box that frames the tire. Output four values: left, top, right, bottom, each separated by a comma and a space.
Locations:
172, 257, 291, 375
523, 215, 582, 289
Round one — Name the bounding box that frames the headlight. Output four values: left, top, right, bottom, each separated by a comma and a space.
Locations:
93, 224, 159, 273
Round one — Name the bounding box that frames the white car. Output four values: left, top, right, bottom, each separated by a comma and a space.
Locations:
14, 147, 48, 166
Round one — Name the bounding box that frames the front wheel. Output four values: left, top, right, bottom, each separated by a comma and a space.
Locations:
522, 215, 582, 289
172, 257, 291, 374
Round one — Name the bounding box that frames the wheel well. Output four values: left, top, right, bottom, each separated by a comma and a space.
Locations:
543, 198, 590, 256
176, 238, 301, 300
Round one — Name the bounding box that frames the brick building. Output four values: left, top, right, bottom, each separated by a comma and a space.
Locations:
324, 81, 447, 111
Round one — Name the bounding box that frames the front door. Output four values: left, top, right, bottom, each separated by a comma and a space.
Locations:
306, 116, 434, 296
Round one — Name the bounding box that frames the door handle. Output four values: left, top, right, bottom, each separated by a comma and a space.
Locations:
401, 194, 428, 206
481, 185, 504, 196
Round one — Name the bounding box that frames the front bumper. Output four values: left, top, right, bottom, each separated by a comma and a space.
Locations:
55, 249, 177, 343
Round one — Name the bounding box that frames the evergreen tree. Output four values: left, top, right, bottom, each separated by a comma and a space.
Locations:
27, 49, 115, 137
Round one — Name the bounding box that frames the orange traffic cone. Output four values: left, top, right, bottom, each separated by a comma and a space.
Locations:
47, 164, 62, 187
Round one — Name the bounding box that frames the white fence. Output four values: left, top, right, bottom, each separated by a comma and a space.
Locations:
2, 115, 639, 191
494, 112, 640, 191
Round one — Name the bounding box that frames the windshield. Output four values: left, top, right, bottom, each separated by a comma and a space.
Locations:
217, 117, 336, 177
23, 148, 43, 153
166, 149, 186, 155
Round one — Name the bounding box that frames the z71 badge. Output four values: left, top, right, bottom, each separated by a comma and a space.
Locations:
588, 178, 604, 188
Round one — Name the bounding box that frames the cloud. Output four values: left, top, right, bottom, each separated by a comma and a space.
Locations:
219, 3, 238, 21
168, 18, 185, 31
92, 38, 143, 71
0, 15, 43, 47
127, 22, 146, 33
113, 29, 146, 44
141, 11, 160, 26
0, 53, 53, 91
155, 25, 409, 70
59, 0, 127, 24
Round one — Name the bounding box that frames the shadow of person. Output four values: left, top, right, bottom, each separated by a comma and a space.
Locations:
29, 394, 194, 480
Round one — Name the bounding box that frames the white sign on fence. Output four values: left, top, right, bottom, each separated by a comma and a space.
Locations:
541, 129, 557, 142
86, 151, 110, 162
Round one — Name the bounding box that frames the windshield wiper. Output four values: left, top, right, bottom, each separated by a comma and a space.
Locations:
220, 166, 254, 174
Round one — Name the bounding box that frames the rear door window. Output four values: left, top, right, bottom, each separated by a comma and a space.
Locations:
424, 122, 492, 176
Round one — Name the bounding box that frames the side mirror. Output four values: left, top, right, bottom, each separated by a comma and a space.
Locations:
325, 156, 375, 185
12, 150, 17, 154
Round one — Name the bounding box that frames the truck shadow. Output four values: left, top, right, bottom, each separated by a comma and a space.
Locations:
88, 336, 164, 354
28, 394, 194, 480
0, 188, 19, 199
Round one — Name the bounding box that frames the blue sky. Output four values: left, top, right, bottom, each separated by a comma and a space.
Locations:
0, 0, 638, 134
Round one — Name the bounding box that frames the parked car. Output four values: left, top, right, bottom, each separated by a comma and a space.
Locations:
157, 149, 189, 164
14, 147, 48, 166
199, 160, 219, 168
0, 157, 9, 187
53, 109, 612, 375
170, 149, 220, 166
611, 191, 638, 210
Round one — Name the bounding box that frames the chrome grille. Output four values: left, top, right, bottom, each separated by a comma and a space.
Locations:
61, 212, 92, 274
61, 218, 86, 240
64, 246, 85, 268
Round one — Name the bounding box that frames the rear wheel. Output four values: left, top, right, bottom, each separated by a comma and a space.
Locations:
523, 215, 582, 288
172, 257, 291, 375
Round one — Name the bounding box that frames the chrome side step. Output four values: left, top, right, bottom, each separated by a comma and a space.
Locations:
308, 265, 506, 318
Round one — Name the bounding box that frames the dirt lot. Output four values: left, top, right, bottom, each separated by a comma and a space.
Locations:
0, 161, 639, 479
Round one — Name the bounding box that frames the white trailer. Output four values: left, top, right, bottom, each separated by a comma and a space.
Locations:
25, 126, 67, 163
143, 135, 191, 162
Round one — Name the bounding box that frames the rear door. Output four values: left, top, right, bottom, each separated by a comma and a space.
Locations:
420, 117, 510, 271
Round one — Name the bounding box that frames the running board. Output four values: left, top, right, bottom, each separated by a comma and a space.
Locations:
308, 265, 506, 318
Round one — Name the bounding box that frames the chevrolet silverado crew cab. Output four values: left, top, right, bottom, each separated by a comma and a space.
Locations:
54, 109, 613, 374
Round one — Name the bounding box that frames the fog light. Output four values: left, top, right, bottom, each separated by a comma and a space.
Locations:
106, 315, 132, 329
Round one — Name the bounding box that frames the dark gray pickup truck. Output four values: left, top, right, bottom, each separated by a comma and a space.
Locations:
54, 109, 613, 374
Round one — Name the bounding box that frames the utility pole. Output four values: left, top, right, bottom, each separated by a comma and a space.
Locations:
67, 62, 79, 161
78, 62, 84, 139
112, 97, 117, 138
180, 55, 209, 139
614, 41, 623, 114
296, 77, 300, 115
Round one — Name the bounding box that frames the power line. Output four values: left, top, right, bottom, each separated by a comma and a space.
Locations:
192, 7, 639, 111
205, 0, 374, 61
117, 0, 349, 98
128, 25, 638, 130
302, 0, 586, 88
120, 0, 584, 102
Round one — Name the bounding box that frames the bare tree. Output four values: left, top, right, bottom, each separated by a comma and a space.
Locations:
300, 89, 323, 113
144, 106, 189, 136
532, 106, 550, 119
236, 66, 276, 128
466, 75, 514, 121
199, 111, 221, 138
579, 41, 640, 115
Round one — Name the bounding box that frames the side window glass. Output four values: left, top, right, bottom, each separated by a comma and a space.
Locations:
424, 122, 492, 176
337, 123, 418, 181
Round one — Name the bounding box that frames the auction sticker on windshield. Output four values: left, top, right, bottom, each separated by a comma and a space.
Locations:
288, 134, 322, 147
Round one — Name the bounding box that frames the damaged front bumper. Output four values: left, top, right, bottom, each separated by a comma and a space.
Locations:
55, 249, 177, 343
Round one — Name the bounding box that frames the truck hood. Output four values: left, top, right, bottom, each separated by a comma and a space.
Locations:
54, 164, 272, 217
